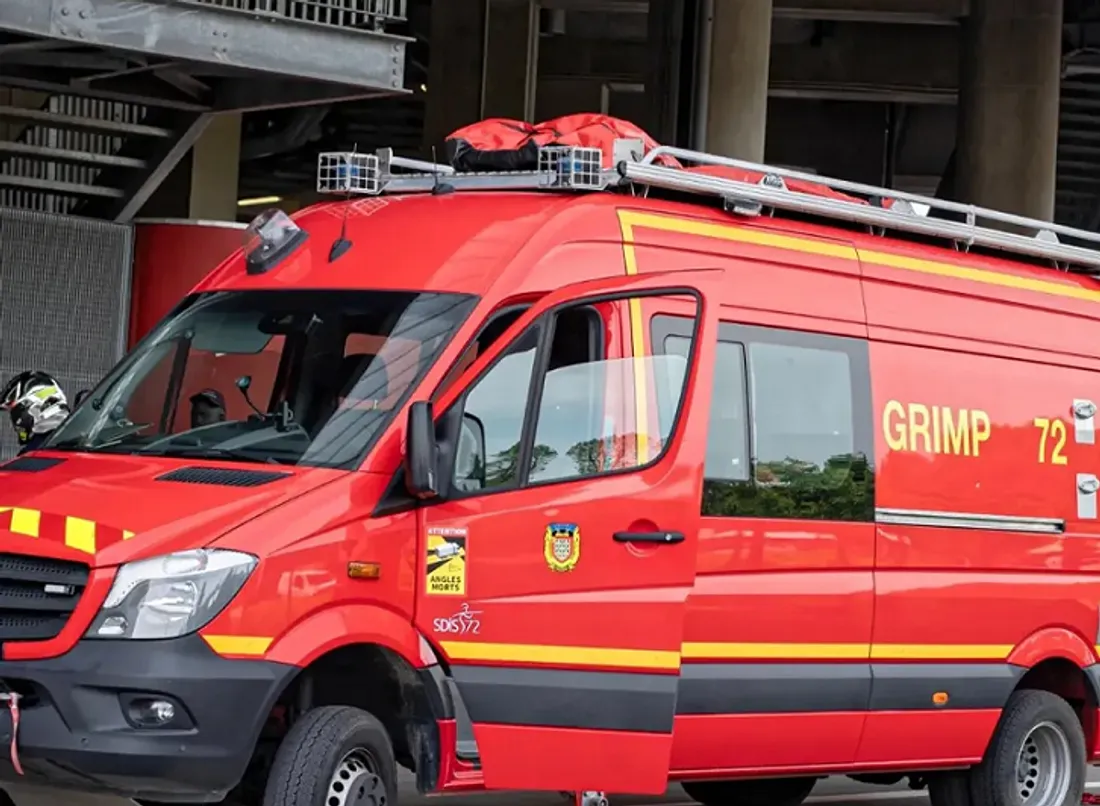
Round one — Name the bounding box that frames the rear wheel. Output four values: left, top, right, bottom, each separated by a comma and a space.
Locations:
681, 776, 817, 806
970, 690, 1085, 806
263, 705, 396, 806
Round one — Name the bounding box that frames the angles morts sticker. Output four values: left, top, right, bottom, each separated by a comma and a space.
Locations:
544, 522, 580, 572
426, 526, 468, 596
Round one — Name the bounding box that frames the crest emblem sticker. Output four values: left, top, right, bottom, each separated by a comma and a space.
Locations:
544, 522, 580, 572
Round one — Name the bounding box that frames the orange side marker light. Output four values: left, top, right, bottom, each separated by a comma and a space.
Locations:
348, 562, 381, 580
932, 691, 949, 707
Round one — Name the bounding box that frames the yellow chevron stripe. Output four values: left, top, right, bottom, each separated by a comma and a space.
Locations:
9, 508, 40, 537
63, 516, 96, 554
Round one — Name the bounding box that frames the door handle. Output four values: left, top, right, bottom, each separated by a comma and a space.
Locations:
613, 531, 685, 544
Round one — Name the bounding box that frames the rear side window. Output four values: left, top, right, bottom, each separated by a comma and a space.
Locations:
655, 316, 874, 522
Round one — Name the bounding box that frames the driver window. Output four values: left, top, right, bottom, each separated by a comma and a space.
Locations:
454, 326, 541, 492
453, 295, 694, 493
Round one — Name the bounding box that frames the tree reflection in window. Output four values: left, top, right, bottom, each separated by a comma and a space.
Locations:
661, 322, 874, 523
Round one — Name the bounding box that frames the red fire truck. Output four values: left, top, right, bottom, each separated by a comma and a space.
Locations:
0, 126, 1098, 806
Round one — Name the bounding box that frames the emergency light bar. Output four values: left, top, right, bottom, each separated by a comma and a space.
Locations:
314, 136, 1100, 274
316, 144, 612, 197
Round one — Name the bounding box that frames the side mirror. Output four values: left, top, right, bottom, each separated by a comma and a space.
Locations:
404, 401, 438, 499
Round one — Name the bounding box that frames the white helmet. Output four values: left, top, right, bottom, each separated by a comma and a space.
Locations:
1, 371, 69, 446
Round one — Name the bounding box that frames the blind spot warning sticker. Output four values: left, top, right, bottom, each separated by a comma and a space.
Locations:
426, 526, 468, 596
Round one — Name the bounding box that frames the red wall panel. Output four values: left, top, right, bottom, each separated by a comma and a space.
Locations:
129, 220, 245, 348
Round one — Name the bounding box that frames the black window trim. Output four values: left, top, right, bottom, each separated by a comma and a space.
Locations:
651, 314, 875, 523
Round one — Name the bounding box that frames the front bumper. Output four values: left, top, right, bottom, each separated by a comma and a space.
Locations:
0, 634, 295, 802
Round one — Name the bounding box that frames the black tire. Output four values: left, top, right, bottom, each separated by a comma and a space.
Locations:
928, 771, 974, 806
681, 776, 817, 806
970, 689, 1085, 806
263, 705, 396, 806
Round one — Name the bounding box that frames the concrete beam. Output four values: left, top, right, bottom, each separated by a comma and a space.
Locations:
769, 22, 959, 102
773, 0, 967, 24
539, 21, 960, 103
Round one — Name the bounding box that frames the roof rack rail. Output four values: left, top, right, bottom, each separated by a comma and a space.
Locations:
624, 147, 1100, 274
315, 140, 1100, 274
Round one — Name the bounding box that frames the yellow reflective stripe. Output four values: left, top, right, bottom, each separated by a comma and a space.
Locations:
681, 642, 1015, 661
682, 641, 869, 660
871, 643, 1014, 660
202, 635, 272, 656
438, 640, 1021, 669
616, 208, 1100, 304
30, 386, 60, 401
618, 214, 651, 465
619, 210, 858, 261
9, 508, 39, 537
440, 640, 681, 671
64, 516, 96, 553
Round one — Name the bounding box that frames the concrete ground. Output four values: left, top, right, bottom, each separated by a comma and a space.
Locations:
397, 767, 1100, 806
7, 764, 1100, 805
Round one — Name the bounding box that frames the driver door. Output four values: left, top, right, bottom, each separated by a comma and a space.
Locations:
415, 270, 721, 794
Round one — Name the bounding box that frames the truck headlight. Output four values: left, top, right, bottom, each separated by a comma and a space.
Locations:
87, 549, 257, 640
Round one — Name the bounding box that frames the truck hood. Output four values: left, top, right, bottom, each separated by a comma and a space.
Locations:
0, 452, 344, 567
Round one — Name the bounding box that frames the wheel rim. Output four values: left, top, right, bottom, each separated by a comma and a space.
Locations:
1015, 720, 1073, 806
326, 748, 386, 806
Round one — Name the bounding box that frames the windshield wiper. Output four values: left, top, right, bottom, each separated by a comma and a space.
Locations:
140, 446, 286, 465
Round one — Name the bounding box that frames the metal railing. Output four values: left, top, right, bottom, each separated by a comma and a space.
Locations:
181, 0, 407, 30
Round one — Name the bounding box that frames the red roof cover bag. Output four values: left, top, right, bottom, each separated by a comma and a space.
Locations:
445, 113, 680, 172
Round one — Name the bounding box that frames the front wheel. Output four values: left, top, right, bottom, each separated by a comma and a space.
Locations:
263, 705, 396, 806
681, 776, 817, 806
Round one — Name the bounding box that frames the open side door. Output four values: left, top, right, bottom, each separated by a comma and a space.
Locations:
414, 270, 721, 794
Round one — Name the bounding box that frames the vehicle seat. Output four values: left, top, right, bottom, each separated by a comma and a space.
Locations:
310, 352, 378, 434
337, 353, 376, 400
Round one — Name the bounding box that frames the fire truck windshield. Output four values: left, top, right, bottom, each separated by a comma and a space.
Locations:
46, 289, 477, 468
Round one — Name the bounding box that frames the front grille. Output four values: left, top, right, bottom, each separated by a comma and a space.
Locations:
0, 554, 89, 642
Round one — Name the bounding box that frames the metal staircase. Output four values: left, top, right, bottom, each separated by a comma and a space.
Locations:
1054, 72, 1100, 229
0, 93, 205, 218
0, 0, 411, 221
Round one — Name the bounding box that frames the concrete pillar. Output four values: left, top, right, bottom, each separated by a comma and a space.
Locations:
703, 0, 773, 161
645, 0, 686, 144
955, 0, 1062, 221
421, 0, 486, 154
481, 0, 539, 122
188, 114, 242, 221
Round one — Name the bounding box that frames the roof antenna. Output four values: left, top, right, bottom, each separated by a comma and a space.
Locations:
430, 144, 455, 196
328, 144, 357, 263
